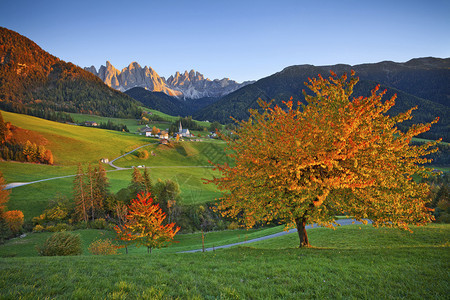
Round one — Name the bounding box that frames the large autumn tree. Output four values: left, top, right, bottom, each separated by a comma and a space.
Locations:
114, 192, 180, 253
208, 71, 440, 247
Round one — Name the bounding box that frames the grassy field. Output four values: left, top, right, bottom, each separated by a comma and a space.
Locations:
114, 140, 231, 168
0, 224, 448, 299
0, 225, 285, 257
70, 113, 142, 133
1, 110, 149, 165
6, 166, 222, 221
0, 111, 228, 220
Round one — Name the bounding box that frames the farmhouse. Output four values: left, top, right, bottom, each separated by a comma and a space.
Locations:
85, 121, 98, 127
158, 131, 169, 139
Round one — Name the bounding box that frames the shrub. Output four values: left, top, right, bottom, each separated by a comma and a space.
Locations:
90, 218, 108, 229
137, 150, 149, 159
3, 210, 24, 233
228, 222, 239, 230
37, 231, 82, 256
46, 223, 73, 232
88, 238, 119, 255
33, 224, 45, 232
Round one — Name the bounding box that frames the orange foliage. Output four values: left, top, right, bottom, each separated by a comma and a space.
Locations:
208, 72, 439, 246
0, 172, 10, 214
4, 210, 24, 233
114, 192, 180, 253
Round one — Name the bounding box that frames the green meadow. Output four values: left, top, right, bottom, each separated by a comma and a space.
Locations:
0, 111, 228, 221
1, 110, 448, 299
0, 224, 448, 299
2, 111, 149, 165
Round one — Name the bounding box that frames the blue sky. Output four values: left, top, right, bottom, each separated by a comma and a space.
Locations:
2, 0, 449, 82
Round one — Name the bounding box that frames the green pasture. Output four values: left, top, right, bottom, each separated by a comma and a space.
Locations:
0, 225, 285, 257
6, 166, 222, 221
69, 113, 142, 133
0, 162, 77, 183
0, 224, 448, 299
114, 140, 231, 168
1, 110, 149, 165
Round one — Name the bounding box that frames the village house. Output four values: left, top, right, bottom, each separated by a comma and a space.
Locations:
158, 131, 169, 139
140, 125, 153, 136
85, 121, 98, 127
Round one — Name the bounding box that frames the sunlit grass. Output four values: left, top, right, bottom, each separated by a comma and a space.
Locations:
0, 224, 448, 299
1, 110, 149, 166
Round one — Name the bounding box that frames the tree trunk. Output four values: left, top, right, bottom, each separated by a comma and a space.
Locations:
147, 247, 152, 254
295, 217, 310, 248
125, 246, 128, 254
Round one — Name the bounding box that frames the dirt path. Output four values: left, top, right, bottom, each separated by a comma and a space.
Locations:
178, 219, 372, 253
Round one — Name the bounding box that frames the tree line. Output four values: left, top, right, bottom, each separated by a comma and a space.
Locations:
0, 112, 54, 164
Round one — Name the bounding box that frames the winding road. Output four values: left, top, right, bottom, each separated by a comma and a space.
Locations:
4, 144, 374, 251
178, 219, 372, 253
4, 142, 212, 190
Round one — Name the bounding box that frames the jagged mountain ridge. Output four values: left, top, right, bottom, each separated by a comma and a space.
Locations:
85, 62, 253, 99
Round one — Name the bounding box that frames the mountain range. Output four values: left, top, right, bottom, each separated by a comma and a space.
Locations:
0, 27, 448, 141
193, 58, 450, 141
85, 62, 253, 99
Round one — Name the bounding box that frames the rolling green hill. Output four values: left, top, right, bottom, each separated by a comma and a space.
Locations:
0, 110, 226, 220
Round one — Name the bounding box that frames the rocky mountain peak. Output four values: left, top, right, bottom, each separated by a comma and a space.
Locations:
86, 61, 253, 99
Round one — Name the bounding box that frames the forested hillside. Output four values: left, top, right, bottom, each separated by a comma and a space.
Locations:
195, 60, 450, 141
0, 27, 142, 119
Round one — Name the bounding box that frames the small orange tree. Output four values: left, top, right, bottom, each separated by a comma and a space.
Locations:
208, 71, 440, 247
3, 210, 24, 233
114, 192, 180, 253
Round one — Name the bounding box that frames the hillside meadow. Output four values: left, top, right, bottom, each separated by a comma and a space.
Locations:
0, 111, 229, 221
0, 224, 448, 299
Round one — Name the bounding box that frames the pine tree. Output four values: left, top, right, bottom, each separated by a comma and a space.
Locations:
23, 140, 33, 162
142, 168, 152, 194
86, 164, 95, 220
73, 164, 88, 222
93, 162, 109, 216
129, 167, 145, 197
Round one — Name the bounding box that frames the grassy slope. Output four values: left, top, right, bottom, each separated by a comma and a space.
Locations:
70, 113, 142, 133
1, 110, 149, 165
0, 111, 228, 220
0, 224, 448, 299
113, 140, 231, 168
0, 226, 284, 257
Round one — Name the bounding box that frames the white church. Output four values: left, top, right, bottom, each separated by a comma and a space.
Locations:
178, 122, 193, 137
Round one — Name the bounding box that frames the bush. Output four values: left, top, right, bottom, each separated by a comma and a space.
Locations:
37, 231, 82, 256
46, 223, 74, 232
3, 210, 24, 233
90, 218, 108, 229
137, 150, 149, 159
88, 238, 119, 255
228, 222, 240, 230
33, 224, 45, 232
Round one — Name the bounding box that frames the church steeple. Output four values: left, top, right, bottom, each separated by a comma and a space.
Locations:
179, 121, 182, 133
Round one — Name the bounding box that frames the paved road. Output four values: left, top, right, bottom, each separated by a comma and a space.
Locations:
178, 219, 372, 253
108, 143, 155, 170
4, 142, 213, 190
